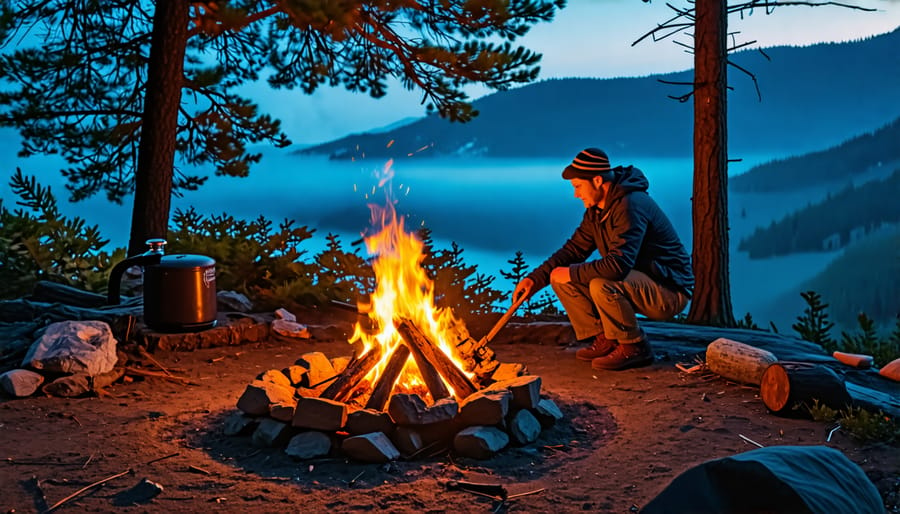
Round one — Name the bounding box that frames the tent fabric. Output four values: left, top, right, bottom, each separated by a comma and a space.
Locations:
641, 445, 883, 514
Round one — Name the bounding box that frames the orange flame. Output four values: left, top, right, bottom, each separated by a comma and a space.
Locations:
349, 160, 470, 403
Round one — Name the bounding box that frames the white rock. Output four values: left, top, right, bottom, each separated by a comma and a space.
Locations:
0, 369, 45, 397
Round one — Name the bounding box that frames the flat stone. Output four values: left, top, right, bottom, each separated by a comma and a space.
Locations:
388, 394, 458, 425
285, 431, 332, 460
345, 409, 395, 436
42, 374, 90, 397
295, 352, 335, 389
0, 369, 45, 397
142, 315, 270, 351
342, 432, 400, 463
486, 375, 542, 409
391, 426, 424, 456
509, 409, 541, 445
269, 401, 296, 422
222, 411, 258, 436
491, 362, 526, 382
292, 396, 347, 431
252, 418, 293, 447
258, 369, 292, 388
236, 380, 296, 416
282, 365, 308, 386
274, 308, 297, 322
453, 426, 509, 460
534, 398, 564, 428
458, 390, 511, 427
272, 319, 310, 340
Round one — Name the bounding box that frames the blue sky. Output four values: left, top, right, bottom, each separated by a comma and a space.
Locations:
251, 0, 900, 146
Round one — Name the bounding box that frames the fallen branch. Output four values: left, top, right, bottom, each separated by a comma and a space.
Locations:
145, 452, 179, 465
138, 346, 173, 376
738, 433, 764, 448
46, 468, 132, 513
123, 366, 199, 386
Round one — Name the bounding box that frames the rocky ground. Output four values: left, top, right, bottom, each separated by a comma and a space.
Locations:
1, 306, 898, 513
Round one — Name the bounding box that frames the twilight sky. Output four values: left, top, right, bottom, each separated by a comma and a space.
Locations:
252, 0, 900, 146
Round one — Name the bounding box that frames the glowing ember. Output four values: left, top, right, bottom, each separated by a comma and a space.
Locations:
349, 160, 473, 404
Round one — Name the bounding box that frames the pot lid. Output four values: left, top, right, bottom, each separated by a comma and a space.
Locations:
158, 254, 216, 269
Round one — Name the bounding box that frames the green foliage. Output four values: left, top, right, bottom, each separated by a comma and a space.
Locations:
735, 312, 760, 330
167, 207, 320, 311
793, 291, 836, 349
0, 169, 121, 298
808, 401, 899, 444
793, 290, 900, 367
314, 233, 374, 304
499, 250, 557, 316
418, 228, 505, 322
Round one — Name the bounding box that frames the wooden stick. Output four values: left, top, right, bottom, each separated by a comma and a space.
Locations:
395, 318, 476, 400
46, 468, 132, 512
145, 452, 179, 465
365, 344, 411, 411
407, 339, 451, 402
320, 347, 382, 402
123, 366, 198, 386
478, 293, 528, 347
138, 346, 173, 376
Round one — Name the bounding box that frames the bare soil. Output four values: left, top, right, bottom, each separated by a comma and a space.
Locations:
2, 308, 898, 513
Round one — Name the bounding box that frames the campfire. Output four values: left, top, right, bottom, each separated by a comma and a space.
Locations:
230, 171, 562, 463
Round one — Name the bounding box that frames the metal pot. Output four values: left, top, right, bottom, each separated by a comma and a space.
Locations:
108, 239, 218, 332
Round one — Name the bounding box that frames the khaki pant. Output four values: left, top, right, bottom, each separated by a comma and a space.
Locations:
550, 270, 690, 343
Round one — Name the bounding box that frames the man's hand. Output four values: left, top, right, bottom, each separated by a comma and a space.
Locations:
550, 266, 571, 284
512, 278, 534, 305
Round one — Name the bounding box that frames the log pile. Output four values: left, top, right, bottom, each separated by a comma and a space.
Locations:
229, 340, 563, 463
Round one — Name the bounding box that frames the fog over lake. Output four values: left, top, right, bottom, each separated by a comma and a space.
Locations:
3, 148, 838, 327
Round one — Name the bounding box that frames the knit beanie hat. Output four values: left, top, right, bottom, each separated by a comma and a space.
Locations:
562, 148, 612, 180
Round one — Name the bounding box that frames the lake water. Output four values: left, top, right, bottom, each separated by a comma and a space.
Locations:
1, 148, 838, 327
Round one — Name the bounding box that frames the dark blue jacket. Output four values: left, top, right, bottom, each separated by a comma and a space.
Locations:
527, 166, 694, 297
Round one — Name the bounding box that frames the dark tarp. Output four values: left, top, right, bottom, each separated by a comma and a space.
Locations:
642, 445, 884, 514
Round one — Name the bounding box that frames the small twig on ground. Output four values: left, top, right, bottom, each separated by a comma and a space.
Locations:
81, 454, 93, 469
188, 465, 211, 475
138, 346, 173, 377
348, 470, 365, 487
124, 366, 198, 386
145, 452, 179, 465
507, 488, 546, 499
69, 415, 82, 427
208, 356, 225, 363
46, 468, 132, 513
738, 434, 764, 448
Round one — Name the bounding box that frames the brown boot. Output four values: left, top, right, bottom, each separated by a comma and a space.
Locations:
576, 333, 618, 361
591, 338, 654, 370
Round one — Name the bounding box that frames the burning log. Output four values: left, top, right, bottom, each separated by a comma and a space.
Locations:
320, 347, 382, 402
365, 344, 411, 411
407, 341, 451, 402
395, 318, 476, 400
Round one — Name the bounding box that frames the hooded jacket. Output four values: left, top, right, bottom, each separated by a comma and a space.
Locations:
527, 165, 694, 296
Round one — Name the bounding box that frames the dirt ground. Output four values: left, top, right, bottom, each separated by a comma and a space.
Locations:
2, 308, 898, 514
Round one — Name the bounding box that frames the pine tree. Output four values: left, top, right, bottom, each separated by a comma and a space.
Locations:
0, 1, 564, 255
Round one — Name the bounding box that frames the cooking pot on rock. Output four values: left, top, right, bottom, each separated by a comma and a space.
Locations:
108, 239, 217, 332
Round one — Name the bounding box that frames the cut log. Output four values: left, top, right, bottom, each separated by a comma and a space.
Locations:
395, 318, 477, 400
320, 347, 382, 402
706, 337, 777, 386
832, 351, 874, 369
406, 339, 451, 403
365, 344, 411, 411
760, 362, 853, 416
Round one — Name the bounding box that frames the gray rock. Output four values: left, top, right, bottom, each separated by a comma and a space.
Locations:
23, 320, 118, 376
534, 398, 564, 428
236, 380, 296, 416
509, 409, 541, 445
217, 290, 253, 312
42, 374, 91, 397
271, 319, 311, 339
342, 432, 400, 463
292, 396, 347, 431
458, 390, 511, 427
388, 394, 458, 425
252, 418, 293, 447
345, 409, 395, 436
222, 411, 258, 436
453, 426, 509, 459
285, 431, 332, 460
0, 369, 45, 397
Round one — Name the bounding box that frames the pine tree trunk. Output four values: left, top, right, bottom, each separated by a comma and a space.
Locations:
127, 2, 189, 256
687, 0, 735, 326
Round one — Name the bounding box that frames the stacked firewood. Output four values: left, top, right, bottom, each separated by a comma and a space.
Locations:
228, 341, 564, 463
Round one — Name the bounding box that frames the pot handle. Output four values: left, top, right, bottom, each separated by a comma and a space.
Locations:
107, 253, 162, 305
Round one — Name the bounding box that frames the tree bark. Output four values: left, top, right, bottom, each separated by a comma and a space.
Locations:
128, 2, 189, 256
687, 0, 735, 326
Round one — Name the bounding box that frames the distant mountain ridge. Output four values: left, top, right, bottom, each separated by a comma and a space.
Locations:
300, 27, 900, 161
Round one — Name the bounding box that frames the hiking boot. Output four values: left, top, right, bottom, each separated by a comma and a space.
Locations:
591, 338, 654, 370
576, 333, 618, 361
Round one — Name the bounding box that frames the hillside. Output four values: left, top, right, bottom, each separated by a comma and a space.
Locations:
737, 168, 900, 258
731, 116, 900, 193
300, 28, 900, 160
